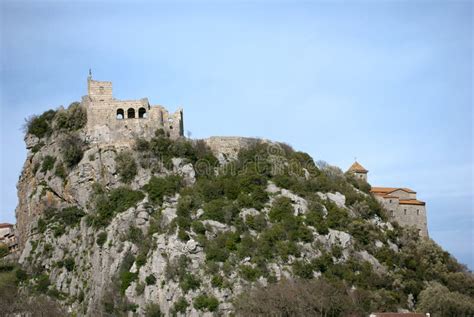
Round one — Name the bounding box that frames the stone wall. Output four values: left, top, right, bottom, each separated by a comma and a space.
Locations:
83, 78, 183, 144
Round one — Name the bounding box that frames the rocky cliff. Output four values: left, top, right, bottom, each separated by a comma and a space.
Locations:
12, 102, 474, 316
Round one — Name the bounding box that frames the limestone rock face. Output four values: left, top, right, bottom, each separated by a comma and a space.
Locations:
15, 129, 401, 316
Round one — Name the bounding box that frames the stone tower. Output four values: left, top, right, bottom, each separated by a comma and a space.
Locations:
82, 76, 184, 145
347, 161, 369, 181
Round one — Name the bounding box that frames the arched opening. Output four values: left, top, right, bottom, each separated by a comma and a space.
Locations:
127, 108, 135, 119
116, 108, 124, 120
138, 107, 147, 118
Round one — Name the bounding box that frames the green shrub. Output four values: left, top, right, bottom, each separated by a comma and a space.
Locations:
41, 155, 56, 173
36, 274, 51, 293
90, 186, 144, 228
172, 297, 189, 315
245, 213, 267, 232
180, 273, 201, 293
193, 294, 219, 312
144, 302, 163, 317
59, 206, 85, 226
54, 162, 67, 179
191, 220, 206, 234
54, 102, 87, 132
115, 151, 138, 183
144, 175, 182, 205
96, 232, 107, 246
240, 265, 262, 281
293, 260, 314, 279
64, 258, 75, 272
31, 141, 45, 153
211, 274, 224, 288
120, 271, 138, 295
0, 245, 8, 258
61, 134, 84, 168
127, 226, 144, 244
15, 268, 28, 282
268, 197, 294, 222
145, 274, 157, 285
26, 109, 56, 138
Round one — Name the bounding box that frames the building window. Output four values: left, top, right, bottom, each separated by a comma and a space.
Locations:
390, 210, 394, 217
404, 209, 407, 215
127, 108, 135, 119
389, 199, 392, 203
138, 107, 147, 118
116, 109, 124, 120
417, 209, 420, 215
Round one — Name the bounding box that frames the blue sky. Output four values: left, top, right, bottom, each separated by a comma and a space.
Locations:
1, 0, 472, 268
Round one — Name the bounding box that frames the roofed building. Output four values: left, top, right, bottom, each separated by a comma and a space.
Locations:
347, 162, 429, 237
347, 161, 369, 181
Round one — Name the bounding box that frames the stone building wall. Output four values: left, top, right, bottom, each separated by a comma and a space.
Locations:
83, 78, 183, 145
395, 204, 428, 237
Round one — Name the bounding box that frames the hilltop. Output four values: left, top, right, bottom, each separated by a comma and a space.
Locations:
1, 83, 473, 316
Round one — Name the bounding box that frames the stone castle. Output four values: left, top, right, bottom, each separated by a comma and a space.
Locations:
82, 75, 184, 145
81, 76, 428, 237
347, 162, 428, 237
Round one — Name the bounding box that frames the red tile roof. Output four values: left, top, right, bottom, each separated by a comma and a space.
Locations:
399, 199, 425, 206
0, 223, 13, 229
371, 187, 416, 194
348, 161, 368, 173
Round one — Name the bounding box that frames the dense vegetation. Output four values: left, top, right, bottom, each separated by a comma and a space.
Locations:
25, 102, 87, 139
19, 129, 474, 316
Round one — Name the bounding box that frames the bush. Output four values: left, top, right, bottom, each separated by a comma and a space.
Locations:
180, 273, 201, 293
144, 175, 182, 205
240, 265, 262, 282
0, 245, 8, 258
54, 163, 67, 179
144, 302, 162, 317
41, 155, 56, 173
54, 102, 87, 132
96, 232, 107, 246
115, 151, 138, 183
127, 226, 143, 244
193, 294, 219, 312
90, 186, 145, 227
120, 271, 138, 295
63, 258, 75, 272
35, 274, 50, 293
145, 274, 157, 286
61, 134, 84, 168
293, 260, 314, 279
26, 110, 56, 138
172, 297, 189, 315
268, 197, 294, 222
211, 275, 224, 288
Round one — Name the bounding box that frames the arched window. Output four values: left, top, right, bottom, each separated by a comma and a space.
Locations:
127, 108, 135, 119
138, 107, 147, 118
116, 108, 124, 120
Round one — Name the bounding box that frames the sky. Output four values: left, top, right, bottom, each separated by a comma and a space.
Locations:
0, 0, 472, 268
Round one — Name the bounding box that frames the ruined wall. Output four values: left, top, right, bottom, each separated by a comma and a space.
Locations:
84, 79, 183, 145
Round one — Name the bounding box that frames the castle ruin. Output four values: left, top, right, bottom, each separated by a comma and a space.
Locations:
347, 161, 428, 237
82, 76, 184, 145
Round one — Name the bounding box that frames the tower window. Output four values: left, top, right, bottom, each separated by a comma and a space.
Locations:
417, 209, 420, 215
127, 108, 135, 119
404, 209, 407, 215
138, 107, 147, 118
116, 108, 124, 120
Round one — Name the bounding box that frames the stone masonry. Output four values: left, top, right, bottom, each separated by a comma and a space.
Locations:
347, 162, 428, 237
82, 76, 184, 145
